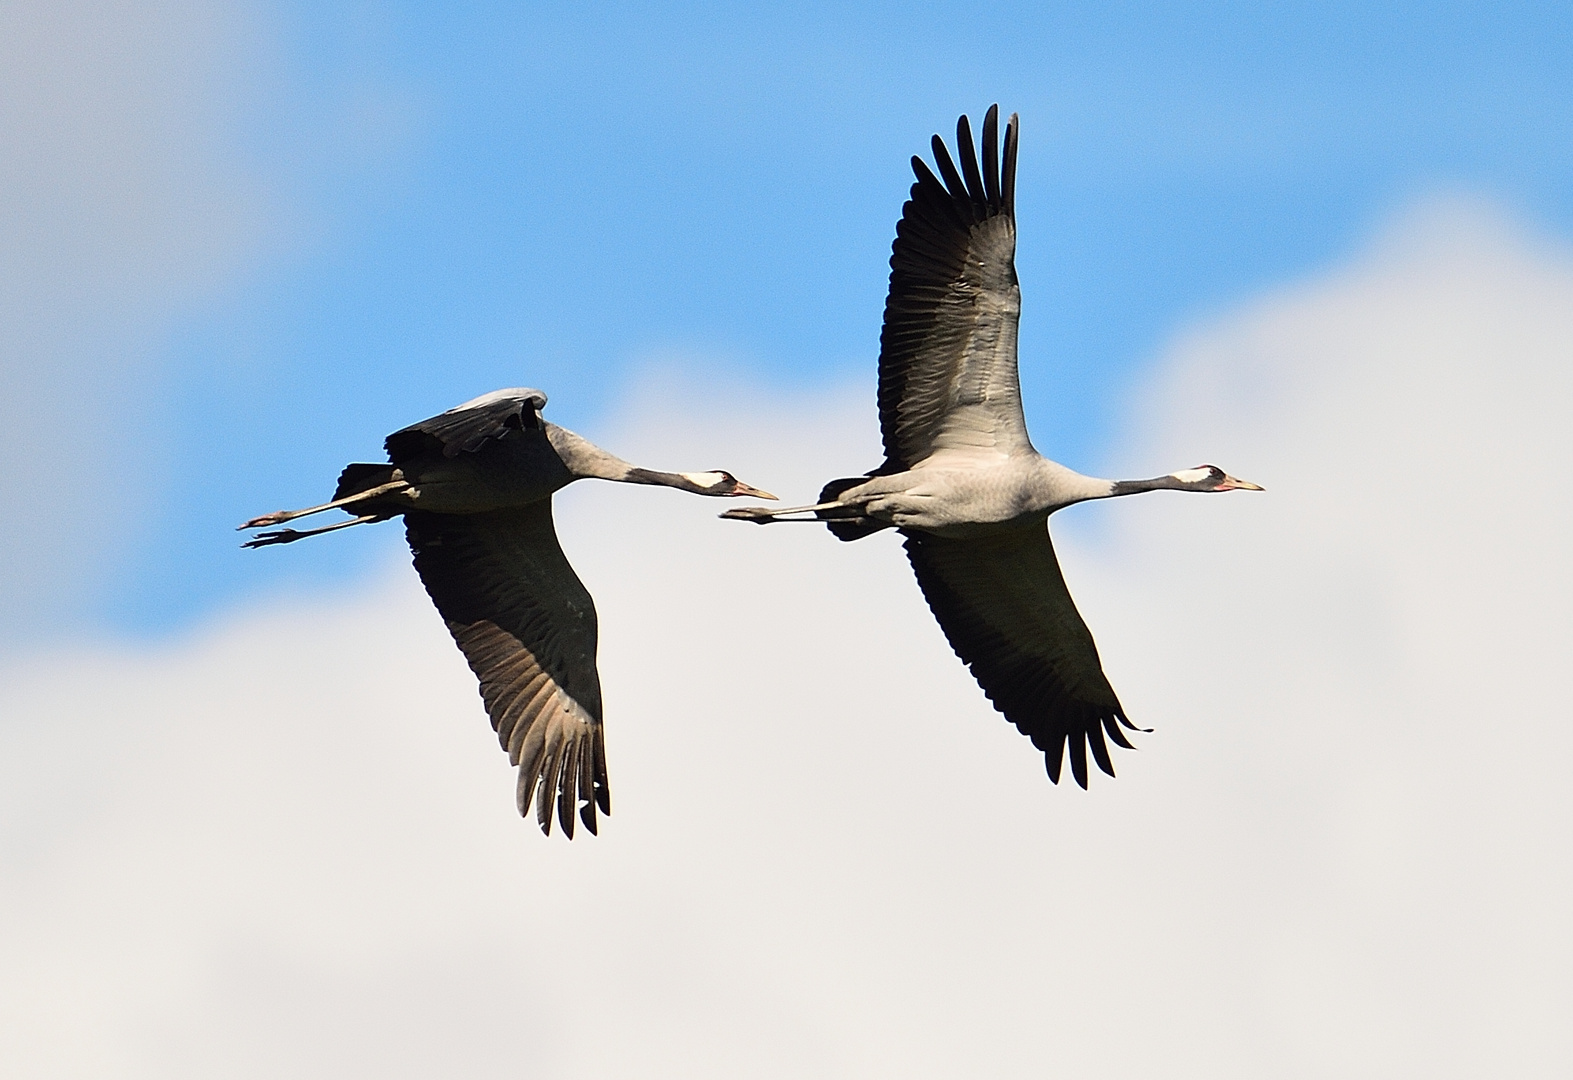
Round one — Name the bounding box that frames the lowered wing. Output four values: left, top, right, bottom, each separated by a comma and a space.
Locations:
405, 500, 609, 836
903, 524, 1144, 787
877, 106, 1029, 470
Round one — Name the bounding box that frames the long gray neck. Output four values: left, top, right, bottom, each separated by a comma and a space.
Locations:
1032, 459, 1119, 512
1108, 475, 1195, 496
1033, 459, 1205, 513
544, 422, 713, 494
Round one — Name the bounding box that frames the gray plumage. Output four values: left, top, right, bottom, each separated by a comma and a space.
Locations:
241, 388, 774, 836
724, 107, 1261, 787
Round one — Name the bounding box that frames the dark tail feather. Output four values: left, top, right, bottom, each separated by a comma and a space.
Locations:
334, 463, 395, 501
816, 476, 890, 542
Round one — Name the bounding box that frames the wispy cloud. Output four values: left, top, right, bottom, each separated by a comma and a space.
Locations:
0, 0, 285, 638
2, 200, 1569, 1076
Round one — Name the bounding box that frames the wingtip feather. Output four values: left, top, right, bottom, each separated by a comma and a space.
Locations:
1069, 732, 1089, 789
557, 740, 579, 839
1045, 736, 1066, 784
1002, 113, 1019, 213
592, 728, 611, 815
928, 133, 972, 217
981, 105, 1001, 208
577, 742, 598, 835
955, 113, 986, 207
1104, 714, 1136, 750
1088, 723, 1116, 778
535, 739, 563, 835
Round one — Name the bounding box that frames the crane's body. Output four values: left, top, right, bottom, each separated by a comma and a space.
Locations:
242, 387, 773, 837
725, 106, 1260, 787
812, 454, 1116, 538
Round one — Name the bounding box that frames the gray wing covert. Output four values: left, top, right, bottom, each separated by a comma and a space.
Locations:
877, 106, 1028, 470
405, 500, 609, 836
903, 524, 1145, 787
385, 388, 548, 463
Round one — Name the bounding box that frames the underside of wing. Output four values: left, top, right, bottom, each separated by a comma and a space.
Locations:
385, 388, 548, 463
878, 106, 1029, 470
903, 524, 1144, 788
405, 500, 609, 836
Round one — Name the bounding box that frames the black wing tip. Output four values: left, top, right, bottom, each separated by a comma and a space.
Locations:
1002, 112, 1018, 214
911, 105, 1016, 221
981, 107, 1001, 206
1068, 733, 1089, 789
1037, 712, 1141, 789
582, 773, 610, 835
1045, 735, 1066, 784
519, 737, 609, 840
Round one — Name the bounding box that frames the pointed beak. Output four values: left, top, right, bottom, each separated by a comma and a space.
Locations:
729, 482, 777, 500
1217, 475, 1264, 492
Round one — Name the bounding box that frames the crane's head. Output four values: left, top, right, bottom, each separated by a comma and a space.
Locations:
679, 471, 778, 500
1168, 465, 1264, 492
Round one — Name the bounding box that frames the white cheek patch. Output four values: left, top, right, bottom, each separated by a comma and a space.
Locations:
1169, 467, 1213, 485
680, 471, 726, 489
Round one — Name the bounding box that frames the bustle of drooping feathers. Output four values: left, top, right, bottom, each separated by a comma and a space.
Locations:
812, 476, 888, 542
332, 462, 394, 501
384, 388, 547, 463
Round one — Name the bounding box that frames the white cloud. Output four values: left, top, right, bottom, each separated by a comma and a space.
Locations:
2, 199, 1571, 1077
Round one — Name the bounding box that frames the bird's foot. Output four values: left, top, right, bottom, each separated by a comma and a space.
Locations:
242, 528, 305, 547
241, 512, 387, 548
719, 506, 779, 524
239, 510, 294, 529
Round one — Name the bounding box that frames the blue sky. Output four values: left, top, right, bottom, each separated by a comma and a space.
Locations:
8, 7, 1573, 1071
11, 0, 1573, 638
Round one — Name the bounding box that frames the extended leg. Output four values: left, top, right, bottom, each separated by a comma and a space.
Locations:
242, 513, 389, 548
239, 480, 409, 530
719, 497, 869, 524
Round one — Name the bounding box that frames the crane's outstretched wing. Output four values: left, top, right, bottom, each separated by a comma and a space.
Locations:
903, 524, 1144, 787
877, 106, 1029, 470
405, 501, 609, 836
385, 387, 548, 463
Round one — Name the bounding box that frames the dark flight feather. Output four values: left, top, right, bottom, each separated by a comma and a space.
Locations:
405, 501, 607, 835
902, 524, 1144, 788
875, 108, 1026, 472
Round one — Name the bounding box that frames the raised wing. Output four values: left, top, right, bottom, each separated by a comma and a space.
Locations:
405, 501, 609, 836
385, 387, 548, 463
877, 106, 1028, 470
903, 524, 1145, 787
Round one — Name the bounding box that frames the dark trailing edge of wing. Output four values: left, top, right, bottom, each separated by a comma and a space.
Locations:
385, 389, 547, 463
902, 526, 1147, 789
876, 105, 1018, 471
